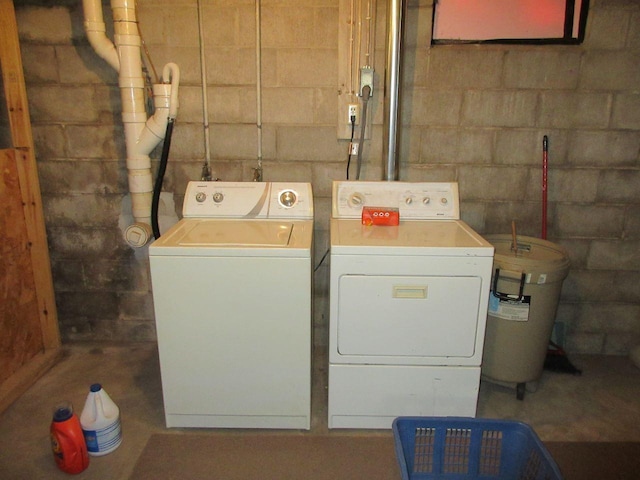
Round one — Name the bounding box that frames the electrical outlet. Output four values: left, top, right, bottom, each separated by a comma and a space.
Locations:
349, 142, 359, 155
348, 104, 359, 124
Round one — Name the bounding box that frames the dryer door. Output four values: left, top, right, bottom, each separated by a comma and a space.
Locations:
337, 274, 481, 359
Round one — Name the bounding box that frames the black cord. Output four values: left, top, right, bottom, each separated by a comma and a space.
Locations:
346, 115, 356, 180
151, 118, 175, 239
314, 248, 330, 272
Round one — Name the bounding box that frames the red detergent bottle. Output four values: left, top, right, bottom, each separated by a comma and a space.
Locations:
50, 402, 90, 474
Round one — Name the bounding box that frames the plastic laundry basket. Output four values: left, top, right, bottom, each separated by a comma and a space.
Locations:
392, 417, 563, 480
481, 235, 570, 399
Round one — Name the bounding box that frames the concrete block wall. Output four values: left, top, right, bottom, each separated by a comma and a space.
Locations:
11, 0, 640, 354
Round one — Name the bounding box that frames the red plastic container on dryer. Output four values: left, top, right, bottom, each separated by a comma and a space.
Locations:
50, 402, 90, 474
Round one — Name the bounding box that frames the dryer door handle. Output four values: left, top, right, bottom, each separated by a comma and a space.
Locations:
392, 285, 428, 299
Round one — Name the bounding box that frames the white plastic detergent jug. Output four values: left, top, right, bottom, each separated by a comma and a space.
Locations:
80, 383, 122, 456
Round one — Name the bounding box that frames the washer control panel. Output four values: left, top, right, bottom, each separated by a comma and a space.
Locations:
183, 181, 313, 218
332, 181, 459, 220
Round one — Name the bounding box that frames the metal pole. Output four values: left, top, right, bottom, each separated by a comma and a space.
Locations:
383, 0, 403, 181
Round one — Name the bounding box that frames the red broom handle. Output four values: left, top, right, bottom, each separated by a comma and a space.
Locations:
542, 135, 548, 240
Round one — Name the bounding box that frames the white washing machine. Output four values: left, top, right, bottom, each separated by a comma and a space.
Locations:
149, 181, 313, 429
328, 181, 494, 429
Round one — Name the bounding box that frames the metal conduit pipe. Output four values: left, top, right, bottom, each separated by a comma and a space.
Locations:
383, 0, 404, 181
82, 0, 180, 247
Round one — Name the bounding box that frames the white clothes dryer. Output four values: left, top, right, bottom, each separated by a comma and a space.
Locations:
149, 181, 313, 429
328, 181, 494, 429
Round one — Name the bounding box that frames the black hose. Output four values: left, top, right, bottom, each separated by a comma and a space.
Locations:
356, 85, 372, 180
151, 118, 175, 239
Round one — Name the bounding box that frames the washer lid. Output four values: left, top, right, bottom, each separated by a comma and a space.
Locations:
178, 220, 293, 247
330, 218, 494, 256
150, 219, 313, 257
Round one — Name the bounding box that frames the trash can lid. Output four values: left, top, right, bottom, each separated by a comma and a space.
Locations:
485, 234, 570, 280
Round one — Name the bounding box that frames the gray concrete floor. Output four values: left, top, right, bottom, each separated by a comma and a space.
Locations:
1, 343, 640, 479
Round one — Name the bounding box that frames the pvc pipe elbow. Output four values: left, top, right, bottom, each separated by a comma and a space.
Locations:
162, 63, 180, 119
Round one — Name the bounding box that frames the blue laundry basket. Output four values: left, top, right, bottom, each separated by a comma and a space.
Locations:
392, 417, 563, 480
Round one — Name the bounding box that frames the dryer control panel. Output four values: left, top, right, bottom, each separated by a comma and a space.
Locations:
332, 181, 459, 220
183, 181, 313, 219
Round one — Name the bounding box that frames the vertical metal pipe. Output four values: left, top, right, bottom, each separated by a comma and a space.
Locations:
383, 0, 404, 181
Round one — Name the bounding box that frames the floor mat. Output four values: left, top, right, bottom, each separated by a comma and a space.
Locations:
129, 432, 400, 480
130, 433, 640, 480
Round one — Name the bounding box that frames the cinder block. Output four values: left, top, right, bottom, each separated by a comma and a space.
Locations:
544, 168, 599, 203
257, 162, 313, 183
495, 130, 547, 165
567, 130, 640, 166
597, 170, 640, 203
428, 48, 503, 89
504, 50, 581, 89
20, 45, 57, 83
262, 6, 317, 48
277, 49, 338, 87
163, 7, 199, 47
404, 89, 463, 126
202, 5, 240, 47
28, 86, 99, 123
625, 206, 640, 238
46, 226, 113, 258
585, 8, 630, 50
118, 293, 155, 321
38, 160, 105, 194
208, 124, 257, 159
483, 202, 541, 237
565, 331, 605, 355
43, 194, 120, 228
83, 259, 150, 293
112, 318, 156, 342
57, 45, 118, 85
32, 125, 66, 159
611, 94, 640, 129
588, 240, 640, 271
462, 91, 537, 128
419, 128, 493, 164
16, 6, 73, 44
66, 125, 123, 159
459, 166, 529, 201
604, 333, 639, 356
538, 92, 611, 129
277, 126, 344, 161
555, 205, 625, 237
580, 51, 640, 91
562, 269, 618, 302
51, 259, 86, 292
262, 88, 314, 124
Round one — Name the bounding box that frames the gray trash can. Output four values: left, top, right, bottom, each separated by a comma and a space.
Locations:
481, 235, 570, 400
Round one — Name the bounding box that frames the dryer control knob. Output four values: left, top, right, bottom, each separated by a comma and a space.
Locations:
405, 196, 414, 205
349, 193, 365, 207
279, 190, 297, 208
423, 196, 431, 205
195, 192, 206, 203
213, 192, 224, 203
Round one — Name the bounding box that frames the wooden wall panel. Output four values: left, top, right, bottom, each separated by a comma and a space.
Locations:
1, 148, 44, 385
0, 0, 61, 413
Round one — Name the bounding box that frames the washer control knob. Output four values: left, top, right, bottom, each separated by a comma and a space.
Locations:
423, 196, 431, 205
212, 192, 224, 203
279, 190, 297, 208
349, 193, 365, 207
440, 197, 448, 205
195, 192, 207, 203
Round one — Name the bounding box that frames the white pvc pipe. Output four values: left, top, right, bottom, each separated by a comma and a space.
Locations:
82, 0, 119, 71
83, 0, 180, 245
